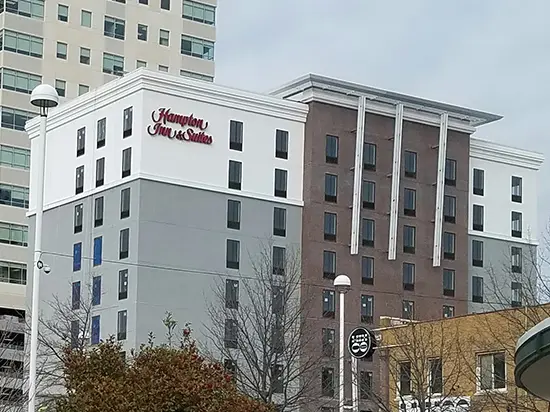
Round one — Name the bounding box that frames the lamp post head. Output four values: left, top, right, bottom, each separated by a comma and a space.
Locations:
333, 274, 351, 293
30, 84, 59, 115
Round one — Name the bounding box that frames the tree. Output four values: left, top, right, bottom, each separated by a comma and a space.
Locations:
205, 242, 321, 411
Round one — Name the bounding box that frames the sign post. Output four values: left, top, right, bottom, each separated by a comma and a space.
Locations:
347, 327, 377, 412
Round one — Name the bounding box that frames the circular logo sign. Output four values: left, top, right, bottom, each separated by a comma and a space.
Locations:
348, 327, 376, 359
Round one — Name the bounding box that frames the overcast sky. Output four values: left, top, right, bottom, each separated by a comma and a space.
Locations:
214, 0, 550, 238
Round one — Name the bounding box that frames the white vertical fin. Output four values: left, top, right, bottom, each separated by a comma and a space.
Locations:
350, 96, 367, 255
388, 104, 404, 260
432, 113, 449, 267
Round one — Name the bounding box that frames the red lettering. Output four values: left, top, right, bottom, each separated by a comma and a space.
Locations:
147, 108, 212, 145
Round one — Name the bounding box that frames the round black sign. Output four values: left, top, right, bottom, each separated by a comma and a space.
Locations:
348, 327, 376, 359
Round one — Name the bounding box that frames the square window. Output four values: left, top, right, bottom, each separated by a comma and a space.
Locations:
81, 10, 92, 27
105, 16, 126, 40
56, 42, 67, 59
443, 305, 454, 318
103, 52, 125, 76
119, 228, 129, 259
229, 120, 243, 151
159, 29, 170, 46
161, 0, 170, 10
404, 151, 417, 178
228, 160, 242, 190
325, 135, 338, 164
323, 250, 336, 280
58, 4, 69, 22
78, 84, 90, 96
122, 148, 132, 178
55, 79, 66, 97
275, 130, 288, 159
226, 239, 240, 269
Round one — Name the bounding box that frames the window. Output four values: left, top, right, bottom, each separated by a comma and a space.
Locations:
228, 161, 242, 190
322, 290, 335, 318
159, 29, 169, 46
81, 10, 91, 27
79, 47, 90, 64
136, 60, 147, 68
118, 269, 128, 300
275, 129, 288, 159
123, 107, 133, 137
2, 30, 43, 57
325, 135, 338, 164
0, 222, 27, 246
443, 269, 455, 297
92, 275, 101, 305
273, 208, 286, 237
93, 237, 102, 267
97, 118, 106, 148
271, 364, 283, 393
91, 316, 100, 345
363, 143, 376, 170
139, 0, 148, 3
404, 151, 417, 178
78, 84, 89, 96
325, 174, 337, 203
511, 246, 522, 274
104, 16, 125, 40
322, 328, 335, 357
71, 281, 81, 310
403, 225, 416, 254
272, 246, 286, 276
180, 35, 214, 60
70, 321, 79, 348
224, 319, 238, 348
512, 176, 522, 203
1, 108, 35, 132
5, 0, 44, 19
137, 23, 147, 41
0, 145, 30, 169
75, 166, 84, 194
478, 352, 505, 390
321, 367, 335, 397
55, 79, 66, 97
472, 240, 483, 267
103, 52, 124, 76
362, 256, 374, 285
443, 232, 455, 260
512, 282, 522, 307
1, 68, 41, 95
73, 204, 83, 233
180, 70, 213, 82
120, 188, 130, 219
443, 195, 456, 223
403, 188, 416, 216
430, 358, 443, 394
94, 197, 104, 227
362, 218, 375, 247
122, 148, 131, 178
272, 286, 284, 315
56, 41, 67, 59
362, 181, 375, 209
361, 295, 374, 323
445, 158, 457, 186
360, 371, 373, 399
473, 205, 484, 231
72, 242, 82, 271
443, 305, 455, 318
229, 120, 243, 151
225, 279, 239, 309
94, 158, 105, 188
472, 276, 484, 303
117, 310, 127, 341
0, 261, 27, 285
399, 362, 411, 396
323, 251, 336, 280
182, 0, 216, 25
324, 212, 337, 241
161, 0, 170, 9
274, 169, 287, 198
119, 228, 129, 259
226, 239, 240, 270
57, 4, 68, 21
512, 212, 522, 238
403, 263, 415, 291
0, 183, 29, 208
159, 65, 169, 73
227, 200, 240, 230
473, 168, 484, 196
402, 300, 414, 320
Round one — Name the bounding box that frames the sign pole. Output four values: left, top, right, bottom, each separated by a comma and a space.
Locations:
347, 326, 377, 412
351, 356, 359, 412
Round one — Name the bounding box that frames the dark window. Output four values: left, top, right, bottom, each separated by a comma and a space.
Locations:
93, 237, 102, 266
512, 176, 522, 203
75, 166, 84, 194
325, 174, 337, 203
445, 159, 456, 186
70, 320, 79, 348
362, 180, 375, 209
443, 232, 455, 260
402, 300, 414, 320
322, 289, 335, 318
473, 168, 484, 196
363, 143, 376, 171
119, 228, 129, 259
272, 286, 284, 315
73, 242, 82, 271
228, 161, 242, 190
511, 246, 522, 274
224, 319, 238, 348
227, 200, 240, 230
120, 188, 130, 219
430, 358, 443, 394
360, 371, 373, 399
473, 205, 484, 231
92, 275, 101, 305
361, 256, 374, 285
74, 204, 83, 233
224, 359, 236, 376
362, 218, 375, 247
403, 225, 416, 254
321, 367, 335, 397
512, 282, 522, 307
94, 197, 104, 227
443, 269, 455, 297
160, 0, 170, 10
472, 240, 483, 267
122, 148, 131, 178
361, 295, 373, 323
272, 246, 285, 276
275, 129, 288, 159
512, 212, 522, 238
226, 239, 240, 269
117, 310, 127, 340
97, 117, 106, 148
443, 305, 455, 318
91, 316, 100, 345
404, 151, 417, 178
322, 328, 335, 357
323, 251, 336, 280
225, 279, 239, 309
274, 169, 287, 198
399, 362, 411, 396
324, 212, 337, 241
271, 364, 283, 393
229, 120, 243, 151
472, 276, 484, 303
96, 157, 105, 187
118, 269, 128, 300
325, 135, 338, 164
71, 281, 81, 310
402, 263, 415, 291
443, 195, 456, 223
76, 127, 85, 157
123, 107, 132, 138
403, 188, 416, 217
273, 207, 286, 237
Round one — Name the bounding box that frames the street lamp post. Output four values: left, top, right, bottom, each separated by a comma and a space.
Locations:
334, 274, 351, 412
28, 84, 59, 412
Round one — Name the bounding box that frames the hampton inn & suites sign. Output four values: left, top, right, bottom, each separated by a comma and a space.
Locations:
147, 108, 213, 145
